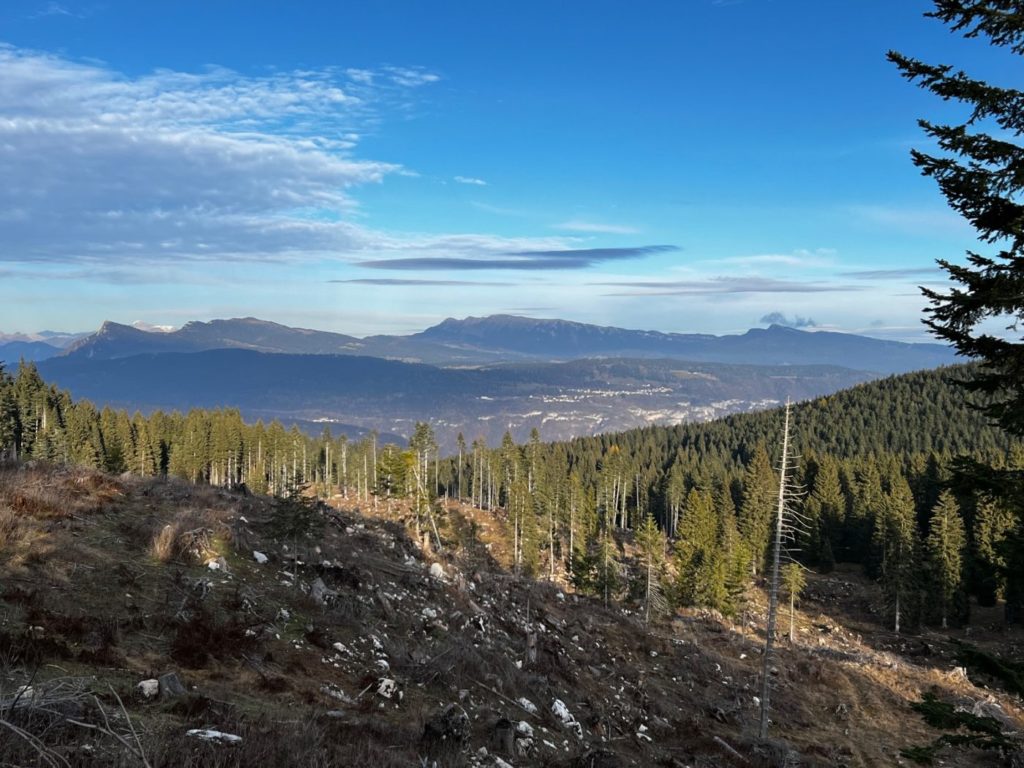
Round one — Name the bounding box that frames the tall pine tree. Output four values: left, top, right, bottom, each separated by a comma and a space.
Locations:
891, 2, 1024, 621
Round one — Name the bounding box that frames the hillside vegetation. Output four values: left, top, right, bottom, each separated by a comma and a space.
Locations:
2, 463, 1022, 767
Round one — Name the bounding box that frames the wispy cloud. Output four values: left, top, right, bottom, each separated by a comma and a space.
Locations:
329, 278, 513, 286
760, 311, 817, 328
470, 201, 529, 217
0, 45, 451, 266
596, 276, 860, 296
841, 266, 943, 279
358, 245, 678, 271
29, 2, 85, 19
556, 219, 639, 235
454, 175, 487, 186
722, 248, 836, 269
382, 66, 441, 87
847, 205, 971, 236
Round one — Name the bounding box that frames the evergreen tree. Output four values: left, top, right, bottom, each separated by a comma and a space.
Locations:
891, 2, 1024, 621
738, 444, 776, 575
593, 528, 621, 607
874, 476, 920, 633
891, 2, 1024, 440
780, 562, 806, 643
925, 490, 966, 628
805, 455, 844, 569
0, 366, 18, 460
674, 488, 725, 608
634, 511, 668, 623
973, 494, 1015, 604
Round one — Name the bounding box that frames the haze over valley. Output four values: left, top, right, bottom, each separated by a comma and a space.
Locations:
1, 314, 958, 447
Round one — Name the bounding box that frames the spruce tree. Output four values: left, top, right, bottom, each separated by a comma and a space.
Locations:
738, 444, 777, 575
925, 490, 966, 628
780, 562, 806, 643
635, 511, 668, 624
891, 1, 1024, 620
674, 488, 724, 608
973, 494, 1014, 604
874, 476, 920, 633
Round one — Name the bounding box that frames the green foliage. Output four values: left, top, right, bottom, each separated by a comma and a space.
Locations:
925, 491, 966, 627
901, 690, 1017, 765
874, 476, 920, 633
891, 0, 1024, 623
780, 562, 805, 604
634, 511, 668, 623
738, 444, 776, 575
891, 2, 1024, 443
268, 485, 325, 543
973, 495, 1014, 604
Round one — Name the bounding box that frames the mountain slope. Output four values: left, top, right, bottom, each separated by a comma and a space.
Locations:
64, 318, 366, 359
416, 315, 959, 372
58, 314, 959, 373
0, 340, 61, 364
0, 463, 1015, 767
37, 349, 874, 447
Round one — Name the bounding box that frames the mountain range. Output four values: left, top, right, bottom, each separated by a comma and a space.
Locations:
6, 314, 959, 372
3, 314, 959, 449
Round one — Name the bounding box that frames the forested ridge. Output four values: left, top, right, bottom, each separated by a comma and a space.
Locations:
1, 359, 1020, 632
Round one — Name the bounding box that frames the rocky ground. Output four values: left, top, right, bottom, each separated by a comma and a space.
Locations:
1, 462, 1022, 767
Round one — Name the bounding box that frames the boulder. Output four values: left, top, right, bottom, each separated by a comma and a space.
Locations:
310, 577, 337, 606
158, 672, 187, 699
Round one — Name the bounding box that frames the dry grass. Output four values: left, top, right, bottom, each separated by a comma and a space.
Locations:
2, 463, 1023, 768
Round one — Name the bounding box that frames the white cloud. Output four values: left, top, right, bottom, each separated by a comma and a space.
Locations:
556, 219, 639, 235
720, 248, 836, 269
846, 204, 972, 236
0, 45, 473, 265
454, 175, 487, 186
30, 2, 82, 18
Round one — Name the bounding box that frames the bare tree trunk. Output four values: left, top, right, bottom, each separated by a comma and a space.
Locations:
759, 401, 792, 740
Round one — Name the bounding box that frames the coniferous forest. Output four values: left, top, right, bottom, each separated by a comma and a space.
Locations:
3, 358, 1021, 634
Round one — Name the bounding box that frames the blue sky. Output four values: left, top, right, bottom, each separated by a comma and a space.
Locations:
0, 0, 1008, 340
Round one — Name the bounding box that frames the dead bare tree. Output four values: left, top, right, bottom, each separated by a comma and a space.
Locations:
758, 400, 808, 740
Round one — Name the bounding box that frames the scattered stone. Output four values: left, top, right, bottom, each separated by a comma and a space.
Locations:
253, 551, 268, 564
552, 698, 583, 738
158, 672, 187, 699
187, 729, 242, 744
517, 697, 538, 715
429, 562, 445, 580
137, 679, 159, 700
310, 577, 337, 606
206, 556, 229, 572
376, 677, 401, 700
515, 735, 534, 757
